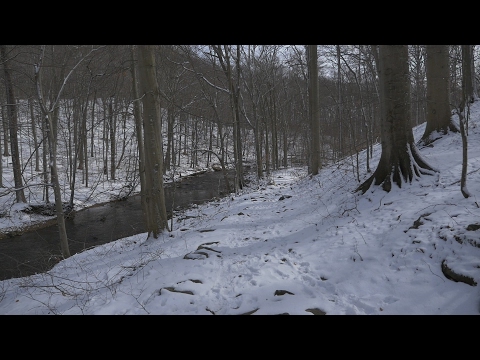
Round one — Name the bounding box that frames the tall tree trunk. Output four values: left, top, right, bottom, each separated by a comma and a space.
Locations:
472, 45, 479, 101
357, 45, 437, 194
42, 108, 49, 203
271, 85, 278, 170
420, 45, 457, 145
91, 93, 96, 158
0, 109, 2, 187
34, 45, 70, 258
462, 45, 475, 105
164, 105, 174, 172
115, 101, 129, 170
234, 45, 244, 189
1, 45, 26, 203
216, 118, 231, 193
458, 46, 473, 198
45, 111, 70, 258
336, 45, 344, 158
211, 45, 244, 191
77, 97, 88, 171
130, 46, 147, 221
2, 105, 9, 157
207, 121, 213, 167
102, 100, 108, 177
264, 118, 270, 176
136, 45, 169, 238
458, 106, 470, 198
29, 98, 41, 172
308, 45, 321, 175
109, 99, 116, 180
69, 102, 79, 208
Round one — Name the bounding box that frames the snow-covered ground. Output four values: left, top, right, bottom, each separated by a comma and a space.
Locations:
1, 103, 480, 314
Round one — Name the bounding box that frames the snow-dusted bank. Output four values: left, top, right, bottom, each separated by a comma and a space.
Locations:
1, 104, 480, 314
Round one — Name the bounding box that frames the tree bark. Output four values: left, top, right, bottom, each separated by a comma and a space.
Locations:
130, 46, 147, 221
357, 45, 437, 194
0, 109, 2, 187
462, 45, 475, 105
135, 45, 169, 238
211, 45, 244, 191
109, 99, 116, 180
28, 98, 41, 172
1, 45, 26, 203
2, 105, 9, 157
34, 45, 71, 258
307, 45, 321, 175
420, 45, 457, 145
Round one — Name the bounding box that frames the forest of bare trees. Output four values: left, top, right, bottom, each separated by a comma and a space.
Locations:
0, 45, 478, 255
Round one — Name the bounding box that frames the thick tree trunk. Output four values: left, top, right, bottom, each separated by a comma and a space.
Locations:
420, 45, 457, 145
357, 45, 437, 194
136, 45, 169, 238
308, 45, 321, 175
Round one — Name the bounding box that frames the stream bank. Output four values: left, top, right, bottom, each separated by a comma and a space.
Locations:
0, 169, 235, 281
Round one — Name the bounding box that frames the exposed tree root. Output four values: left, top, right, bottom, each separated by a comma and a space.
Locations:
418, 121, 459, 148
357, 144, 437, 194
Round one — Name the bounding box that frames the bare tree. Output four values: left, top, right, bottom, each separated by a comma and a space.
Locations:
462, 45, 475, 105
28, 98, 41, 172
179, 45, 232, 192
240, 45, 265, 179
211, 45, 244, 191
0, 109, 2, 187
130, 46, 147, 220
307, 45, 321, 175
1, 45, 26, 203
357, 45, 437, 194
135, 45, 169, 238
419, 45, 457, 146
34, 45, 104, 258
458, 45, 475, 199
34, 45, 71, 258
409, 45, 426, 127
2, 105, 9, 157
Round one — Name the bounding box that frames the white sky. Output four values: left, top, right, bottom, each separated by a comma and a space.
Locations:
1, 103, 480, 314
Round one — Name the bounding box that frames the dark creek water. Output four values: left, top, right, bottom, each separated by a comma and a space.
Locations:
0, 170, 235, 281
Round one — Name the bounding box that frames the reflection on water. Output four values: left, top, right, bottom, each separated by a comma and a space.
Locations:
0, 171, 234, 281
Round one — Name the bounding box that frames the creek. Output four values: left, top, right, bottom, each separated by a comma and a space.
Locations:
0, 170, 235, 281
